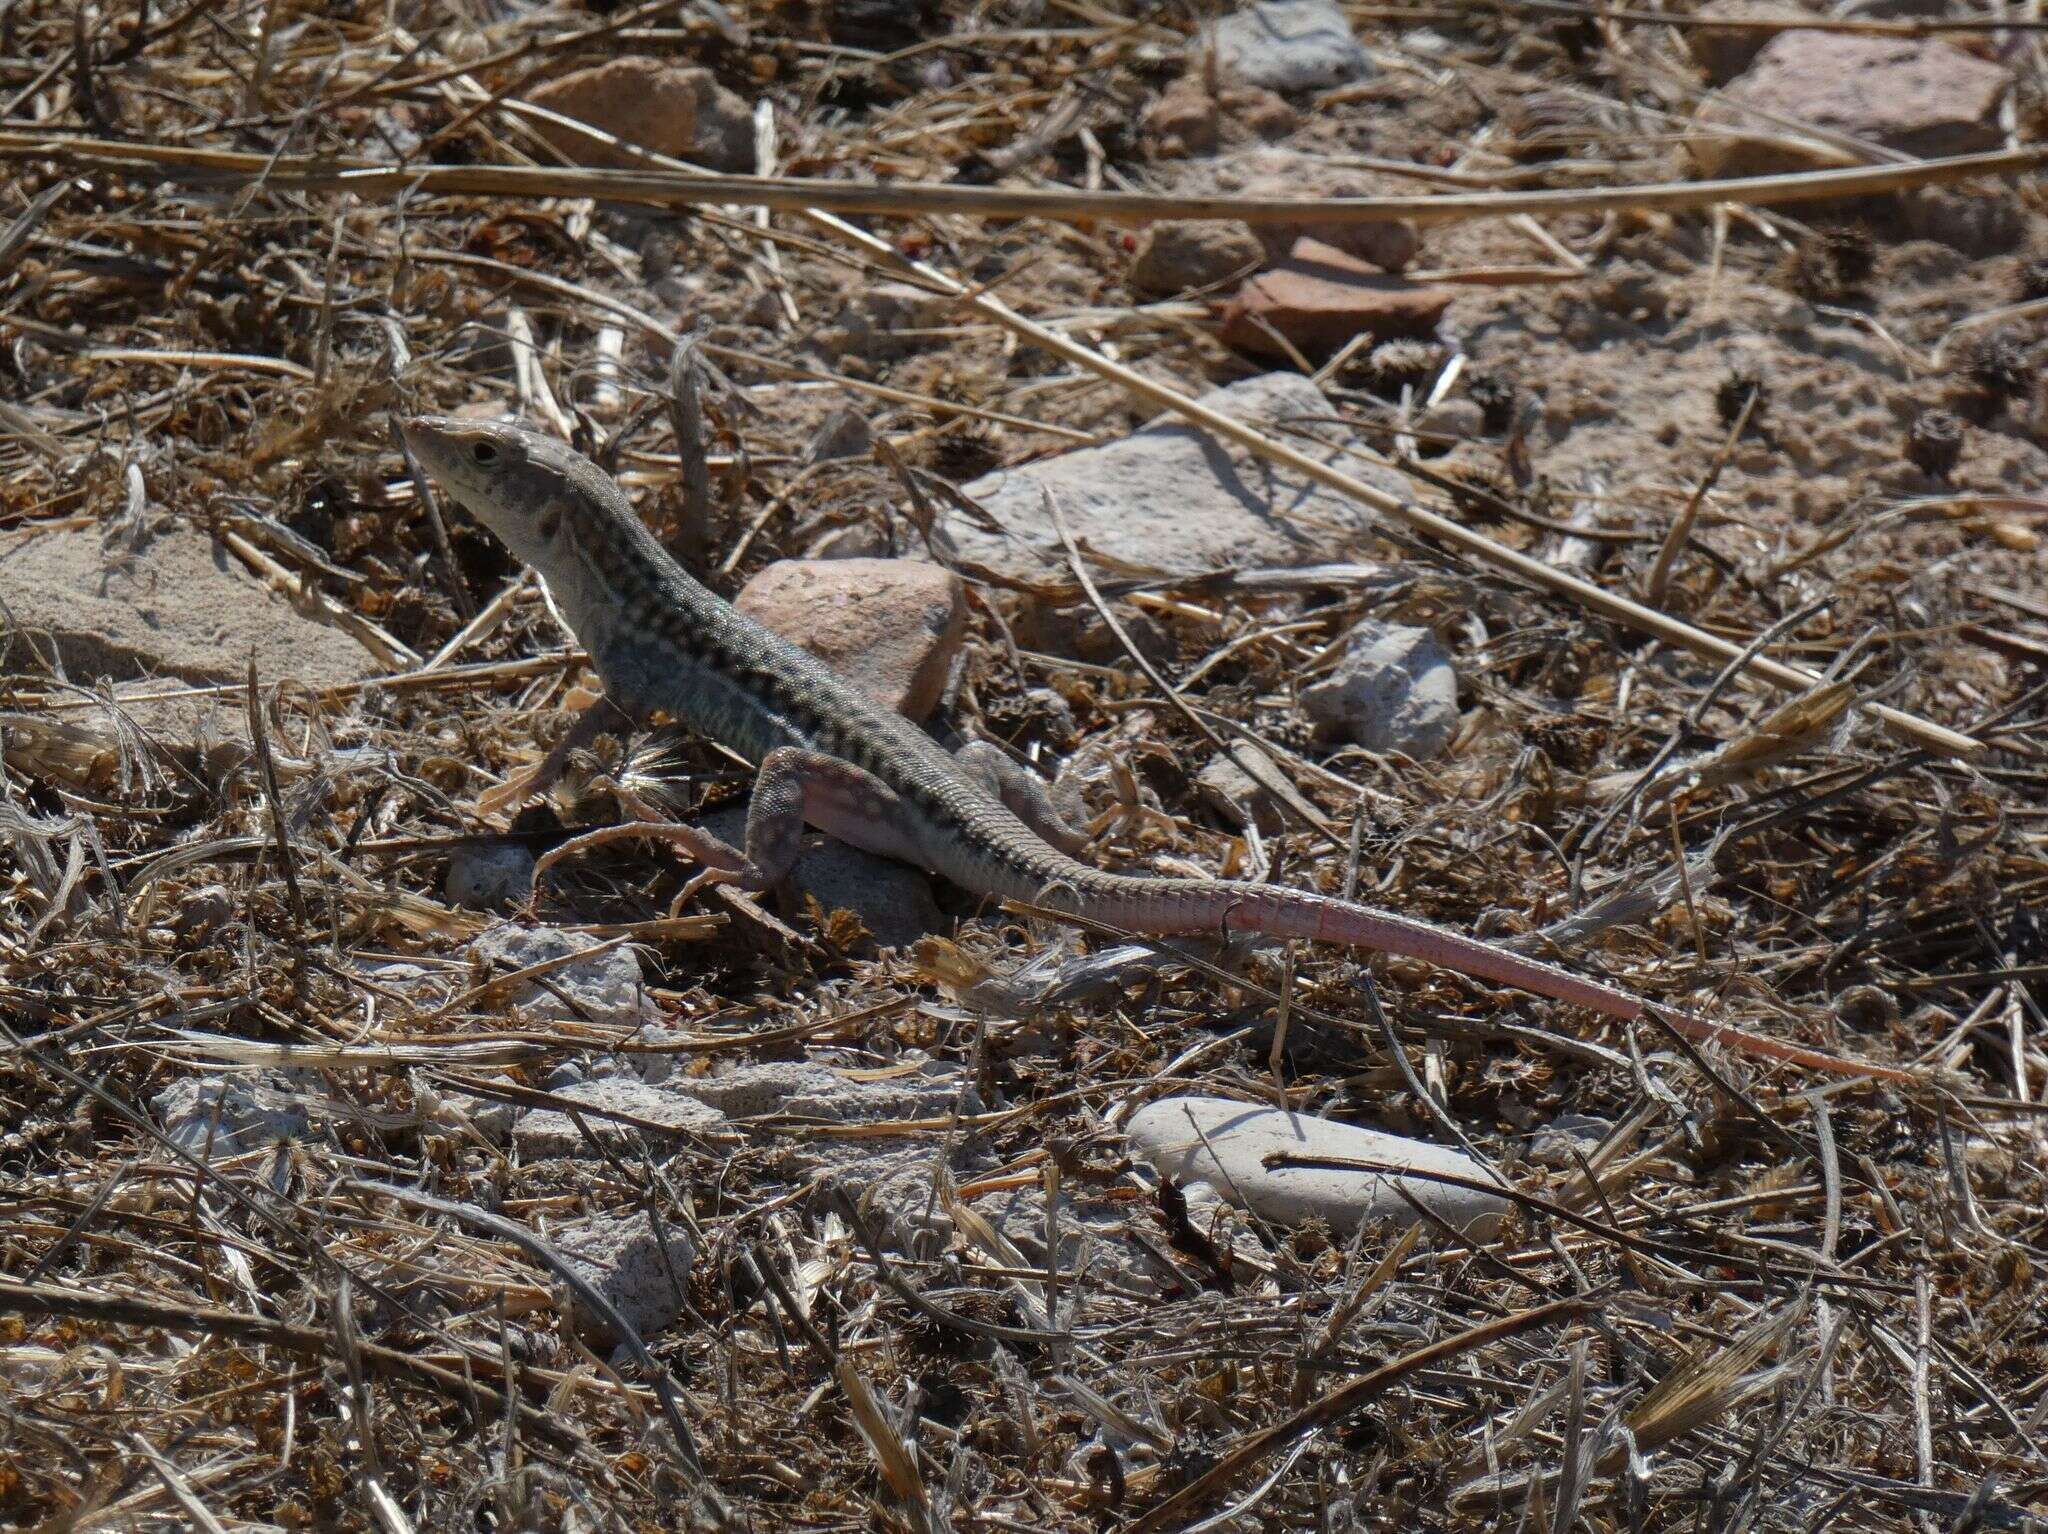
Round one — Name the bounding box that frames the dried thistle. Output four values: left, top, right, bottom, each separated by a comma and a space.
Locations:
1715, 368, 1768, 430
1962, 328, 2032, 402
1467, 372, 1518, 434
1906, 407, 1964, 478
1366, 339, 1446, 395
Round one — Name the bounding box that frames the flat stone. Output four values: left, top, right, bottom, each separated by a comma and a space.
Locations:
671, 1059, 964, 1122
1125, 1096, 1508, 1237
1143, 75, 1220, 157
1212, 0, 1370, 92
1299, 621, 1459, 757
555, 1211, 697, 1345
155, 1072, 309, 1159
1223, 238, 1453, 361
513, 1078, 728, 1159
470, 925, 649, 1026
525, 58, 753, 172
1129, 219, 1265, 298
733, 558, 965, 721
0, 520, 379, 689
699, 804, 945, 950
1697, 34, 2011, 177
946, 372, 1401, 583
1196, 751, 1288, 835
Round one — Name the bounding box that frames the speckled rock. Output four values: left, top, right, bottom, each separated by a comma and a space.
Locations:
470, 925, 649, 1026
513, 1078, 728, 1159
556, 1211, 697, 1345
1298, 621, 1459, 758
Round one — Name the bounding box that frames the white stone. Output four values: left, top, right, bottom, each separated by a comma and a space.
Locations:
555, 1211, 697, 1344
1213, 0, 1370, 92
949, 373, 1398, 583
1124, 1096, 1509, 1236
444, 842, 536, 910
470, 924, 649, 1025
1299, 621, 1459, 758
513, 1078, 728, 1159
154, 1072, 310, 1159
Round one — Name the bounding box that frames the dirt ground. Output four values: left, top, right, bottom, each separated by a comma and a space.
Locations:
4, 3, 2048, 1531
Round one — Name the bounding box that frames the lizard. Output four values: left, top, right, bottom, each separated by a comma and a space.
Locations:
399, 413, 1913, 1080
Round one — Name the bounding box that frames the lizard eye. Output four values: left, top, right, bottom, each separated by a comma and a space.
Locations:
470, 441, 498, 466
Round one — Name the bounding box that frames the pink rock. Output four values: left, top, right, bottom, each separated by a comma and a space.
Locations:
525, 58, 753, 172
1222, 237, 1453, 360
1697, 34, 2011, 177
734, 558, 965, 721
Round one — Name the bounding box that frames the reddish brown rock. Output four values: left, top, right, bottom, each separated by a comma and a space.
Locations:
734, 558, 965, 721
1221, 238, 1453, 361
525, 58, 753, 172
1695, 34, 2011, 177
1143, 75, 1220, 157
1685, 0, 1782, 84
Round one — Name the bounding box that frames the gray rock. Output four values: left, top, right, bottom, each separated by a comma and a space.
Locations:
1212, 0, 1370, 92
470, 924, 649, 1026
0, 519, 379, 688
700, 806, 944, 950
526, 59, 753, 172
947, 373, 1397, 583
1416, 398, 1487, 446
1128, 220, 1264, 298
672, 1059, 965, 1122
555, 1211, 697, 1345
1196, 752, 1287, 835
822, 281, 955, 359
444, 842, 536, 910
1526, 1114, 1614, 1169
1299, 621, 1458, 758
514, 1078, 728, 1159
155, 1072, 310, 1159
1125, 1096, 1508, 1236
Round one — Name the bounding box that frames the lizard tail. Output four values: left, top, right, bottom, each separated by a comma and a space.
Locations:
1054, 876, 1644, 1019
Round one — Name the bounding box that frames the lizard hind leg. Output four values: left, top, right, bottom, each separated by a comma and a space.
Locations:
953, 740, 1092, 855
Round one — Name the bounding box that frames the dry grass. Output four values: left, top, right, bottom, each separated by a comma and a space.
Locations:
4, 2, 2048, 1531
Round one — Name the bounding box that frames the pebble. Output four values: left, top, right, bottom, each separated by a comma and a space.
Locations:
1125, 1096, 1509, 1237
1695, 34, 2011, 177
1212, 0, 1371, 92
946, 372, 1404, 583
733, 557, 965, 722
670, 1059, 965, 1122
513, 1078, 729, 1159
525, 58, 753, 172
154, 1072, 310, 1159
1222, 238, 1454, 361
1298, 621, 1459, 758
1128, 219, 1265, 297
821, 280, 955, 358
444, 842, 536, 911
555, 1211, 698, 1345
1142, 78, 1299, 158
470, 924, 649, 1027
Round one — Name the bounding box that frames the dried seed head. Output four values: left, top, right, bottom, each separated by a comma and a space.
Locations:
1715, 368, 1768, 429
1366, 339, 1446, 395
1905, 407, 1964, 479
1440, 460, 1515, 516
1466, 372, 1519, 434
1962, 329, 2033, 401
2015, 255, 2048, 303
1820, 226, 1876, 287
1782, 229, 1870, 304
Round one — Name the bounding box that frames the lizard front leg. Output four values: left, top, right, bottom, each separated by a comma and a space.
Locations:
954, 740, 1091, 855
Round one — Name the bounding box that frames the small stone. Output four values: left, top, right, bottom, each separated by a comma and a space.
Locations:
1128, 219, 1264, 298
1221, 85, 1300, 138
1196, 752, 1288, 835
1143, 75, 1219, 157
946, 372, 1403, 583
734, 558, 965, 722
555, 1211, 697, 1345
671, 1059, 963, 1121
1694, 34, 2011, 177
805, 520, 892, 559
0, 520, 380, 689
1526, 1114, 1614, 1169
1299, 622, 1459, 757
1685, 0, 1781, 84
699, 805, 945, 950
1222, 238, 1454, 361
805, 408, 873, 464
170, 884, 236, 944
445, 842, 536, 911
1415, 398, 1487, 445
1125, 1096, 1508, 1236
1212, 0, 1370, 93
155, 1072, 309, 1159
525, 58, 753, 172
1227, 152, 1422, 271
513, 1078, 728, 1159
822, 280, 955, 358
470, 924, 649, 1026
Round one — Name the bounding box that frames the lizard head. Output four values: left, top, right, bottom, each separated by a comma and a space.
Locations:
400, 415, 593, 571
